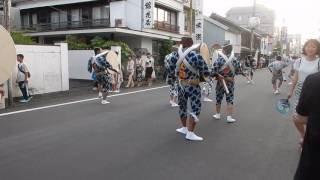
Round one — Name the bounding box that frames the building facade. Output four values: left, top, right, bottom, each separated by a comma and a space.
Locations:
209, 13, 261, 58
13, 0, 202, 54
287, 34, 302, 56
226, 4, 275, 36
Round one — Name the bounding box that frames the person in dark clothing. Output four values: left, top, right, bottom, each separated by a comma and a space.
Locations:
294, 72, 320, 180
244, 55, 255, 84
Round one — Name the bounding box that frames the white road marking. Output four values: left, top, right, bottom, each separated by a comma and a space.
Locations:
0, 85, 168, 117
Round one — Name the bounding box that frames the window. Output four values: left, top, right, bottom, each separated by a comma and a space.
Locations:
154, 6, 178, 27
171, 13, 176, 25
71, 9, 80, 26
38, 11, 50, 24
32, 13, 37, 25
101, 6, 110, 19
59, 11, 68, 23
153, 7, 157, 22
51, 11, 59, 29
157, 8, 165, 22
59, 10, 67, 28
51, 11, 59, 24
92, 6, 101, 20
22, 14, 29, 27
71, 9, 80, 22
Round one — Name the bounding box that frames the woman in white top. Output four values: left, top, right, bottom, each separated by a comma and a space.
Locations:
288, 39, 320, 147
145, 53, 155, 87
126, 56, 135, 88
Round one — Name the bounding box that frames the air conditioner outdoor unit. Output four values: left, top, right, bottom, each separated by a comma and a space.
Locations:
115, 19, 123, 27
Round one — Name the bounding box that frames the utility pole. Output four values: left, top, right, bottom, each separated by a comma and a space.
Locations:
3, 0, 13, 106
249, 0, 256, 56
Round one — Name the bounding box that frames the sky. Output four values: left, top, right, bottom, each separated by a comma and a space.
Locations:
203, 0, 320, 41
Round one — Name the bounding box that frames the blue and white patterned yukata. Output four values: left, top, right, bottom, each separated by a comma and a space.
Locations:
167, 50, 210, 122
165, 53, 178, 97
202, 77, 214, 97
212, 54, 242, 105
93, 56, 113, 93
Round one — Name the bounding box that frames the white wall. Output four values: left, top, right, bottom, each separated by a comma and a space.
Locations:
126, 0, 142, 30
69, 48, 122, 80
178, 11, 185, 35
110, 1, 127, 28
10, 44, 69, 97
141, 37, 153, 53
68, 50, 93, 80
225, 31, 241, 54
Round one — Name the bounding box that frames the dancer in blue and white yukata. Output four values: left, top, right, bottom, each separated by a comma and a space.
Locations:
92, 47, 119, 104
165, 52, 179, 107
212, 42, 243, 123
166, 37, 217, 141
201, 45, 220, 102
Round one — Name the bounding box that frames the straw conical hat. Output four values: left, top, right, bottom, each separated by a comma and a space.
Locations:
0, 25, 16, 84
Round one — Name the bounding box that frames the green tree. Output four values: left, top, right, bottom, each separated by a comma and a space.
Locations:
66, 35, 90, 50
159, 38, 174, 67
10, 31, 34, 45
90, 36, 106, 48
101, 40, 134, 66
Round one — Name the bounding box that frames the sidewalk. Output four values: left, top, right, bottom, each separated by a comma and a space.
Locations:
0, 79, 166, 114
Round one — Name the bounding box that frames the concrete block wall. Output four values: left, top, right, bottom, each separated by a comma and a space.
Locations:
8, 43, 69, 98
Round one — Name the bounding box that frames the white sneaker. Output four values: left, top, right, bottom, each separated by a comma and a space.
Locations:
203, 97, 213, 102
227, 116, 236, 123
288, 82, 293, 85
171, 103, 179, 107
247, 81, 251, 84
98, 92, 103, 98
213, 114, 221, 120
274, 90, 279, 94
101, 100, 110, 104
185, 131, 203, 141
19, 99, 28, 103
92, 87, 98, 91
176, 127, 188, 135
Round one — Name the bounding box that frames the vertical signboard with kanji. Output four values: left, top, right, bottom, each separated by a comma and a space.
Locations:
143, 0, 154, 29
194, 0, 203, 44
194, 18, 203, 43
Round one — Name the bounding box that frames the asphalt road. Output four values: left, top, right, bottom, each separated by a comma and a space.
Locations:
0, 69, 300, 180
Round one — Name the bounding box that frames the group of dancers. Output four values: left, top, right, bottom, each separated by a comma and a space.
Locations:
164, 37, 246, 141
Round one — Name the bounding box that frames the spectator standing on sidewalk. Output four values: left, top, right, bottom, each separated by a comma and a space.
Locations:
294, 72, 320, 180
16, 54, 32, 103
145, 53, 155, 87
135, 55, 144, 87
288, 39, 320, 148
126, 56, 135, 88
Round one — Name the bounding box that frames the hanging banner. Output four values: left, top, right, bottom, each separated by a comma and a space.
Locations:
143, 0, 154, 29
